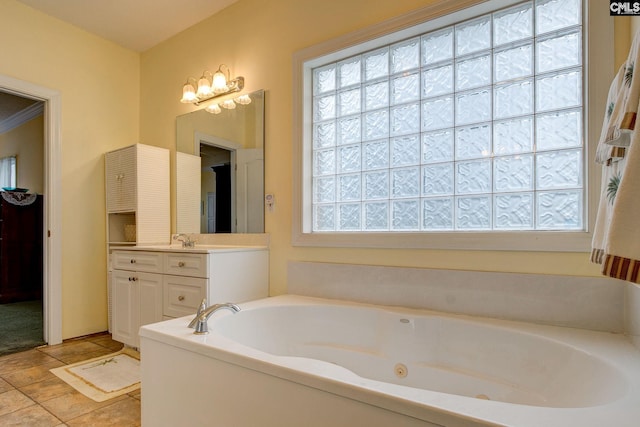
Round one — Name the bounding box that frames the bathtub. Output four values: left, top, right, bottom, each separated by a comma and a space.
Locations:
139, 295, 640, 427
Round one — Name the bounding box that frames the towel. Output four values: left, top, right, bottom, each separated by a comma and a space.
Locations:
591, 31, 640, 283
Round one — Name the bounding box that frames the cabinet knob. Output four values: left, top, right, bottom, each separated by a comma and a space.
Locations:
129, 276, 138, 282
178, 261, 185, 267
178, 295, 185, 301
130, 259, 136, 264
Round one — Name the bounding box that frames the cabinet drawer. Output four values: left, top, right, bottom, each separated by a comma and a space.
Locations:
164, 253, 207, 277
112, 251, 163, 273
163, 275, 207, 318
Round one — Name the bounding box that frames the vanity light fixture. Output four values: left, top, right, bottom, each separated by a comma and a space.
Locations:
204, 93, 252, 115
180, 64, 245, 105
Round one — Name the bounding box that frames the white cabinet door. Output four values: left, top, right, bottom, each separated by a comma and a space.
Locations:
138, 272, 163, 331
163, 275, 207, 318
111, 269, 139, 347
105, 145, 137, 212
112, 269, 163, 348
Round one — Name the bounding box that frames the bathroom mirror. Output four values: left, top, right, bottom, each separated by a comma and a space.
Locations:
176, 89, 264, 234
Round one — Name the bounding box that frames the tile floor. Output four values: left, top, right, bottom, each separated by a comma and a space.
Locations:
0, 333, 141, 426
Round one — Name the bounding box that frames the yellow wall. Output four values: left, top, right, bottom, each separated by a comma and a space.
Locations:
0, 0, 140, 338
0, 115, 44, 194
0, 0, 626, 339
141, 0, 619, 296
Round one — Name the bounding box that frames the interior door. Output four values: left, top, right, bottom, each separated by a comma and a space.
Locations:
176, 152, 201, 233
207, 193, 215, 233
235, 148, 264, 233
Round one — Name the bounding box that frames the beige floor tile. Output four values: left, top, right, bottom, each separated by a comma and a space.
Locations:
19, 376, 75, 404
66, 396, 141, 427
0, 377, 14, 393
0, 404, 63, 426
57, 347, 117, 365
0, 350, 59, 375
38, 341, 108, 363
0, 334, 140, 425
0, 389, 35, 417
39, 390, 127, 422
86, 334, 124, 352
1, 359, 64, 388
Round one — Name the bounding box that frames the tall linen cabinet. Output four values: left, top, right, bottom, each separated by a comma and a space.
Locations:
105, 144, 170, 246
105, 143, 170, 332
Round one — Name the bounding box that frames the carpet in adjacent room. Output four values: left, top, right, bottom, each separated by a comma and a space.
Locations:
0, 300, 45, 356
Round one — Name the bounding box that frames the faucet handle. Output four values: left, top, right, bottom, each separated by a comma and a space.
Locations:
188, 298, 207, 328
173, 233, 196, 248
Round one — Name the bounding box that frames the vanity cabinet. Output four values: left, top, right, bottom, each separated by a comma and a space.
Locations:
111, 251, 163, 347
111, 247, 269, 348
105, 144, 169, 246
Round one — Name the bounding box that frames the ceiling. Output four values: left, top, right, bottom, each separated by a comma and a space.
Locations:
0, 92, 41, 133
1, 0, 239, 127
15, 0, 240, 52
0, 93, 39, 120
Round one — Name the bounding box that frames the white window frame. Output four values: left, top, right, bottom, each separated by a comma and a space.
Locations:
292, 0, 612, 251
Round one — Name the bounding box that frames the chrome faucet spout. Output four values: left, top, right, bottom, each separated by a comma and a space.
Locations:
188, 302, 241, 335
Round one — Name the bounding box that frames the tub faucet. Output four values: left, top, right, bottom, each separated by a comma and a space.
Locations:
188, 300, 241, 335
173, 233, 196, 248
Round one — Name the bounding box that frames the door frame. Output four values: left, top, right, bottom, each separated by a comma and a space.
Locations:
0, 74, 62, 345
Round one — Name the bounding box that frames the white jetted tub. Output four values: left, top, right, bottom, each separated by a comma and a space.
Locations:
140, 295, 640, 426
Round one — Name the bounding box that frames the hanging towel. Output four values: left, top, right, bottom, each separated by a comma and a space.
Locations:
591, 31, 640, 283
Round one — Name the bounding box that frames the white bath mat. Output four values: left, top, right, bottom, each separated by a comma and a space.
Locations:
50, 348, 140, 402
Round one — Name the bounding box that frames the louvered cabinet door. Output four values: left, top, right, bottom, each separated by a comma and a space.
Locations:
105, 145, 137, 212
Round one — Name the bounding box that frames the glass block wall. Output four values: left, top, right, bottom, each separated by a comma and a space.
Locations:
311, 0, 583, 232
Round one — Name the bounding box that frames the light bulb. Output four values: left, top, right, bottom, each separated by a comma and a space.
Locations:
197, 75, 213, 97
180, 83, 197, 103
206, 103, 222, 114
212, 70, 228, 94
235, 94, 252, 105
221, 99, 236, 109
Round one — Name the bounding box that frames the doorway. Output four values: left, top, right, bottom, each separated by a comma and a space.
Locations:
0, 74, 63, 348
200, 143, 233, 233
0, 91, 45, 355
193, 133, 264, 234
210, 163, 232, 233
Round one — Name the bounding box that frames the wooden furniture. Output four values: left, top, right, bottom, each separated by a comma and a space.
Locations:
111, 246, 268, 348
0, 192, 43, 303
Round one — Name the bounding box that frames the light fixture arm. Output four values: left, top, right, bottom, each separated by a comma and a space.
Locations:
215, 64, 230, 82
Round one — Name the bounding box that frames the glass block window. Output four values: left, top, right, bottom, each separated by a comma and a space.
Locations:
310, 0, 583, 232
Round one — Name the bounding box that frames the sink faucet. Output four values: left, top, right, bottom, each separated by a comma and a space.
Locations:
173, 233, 196, 248
188, 299, 241, 335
